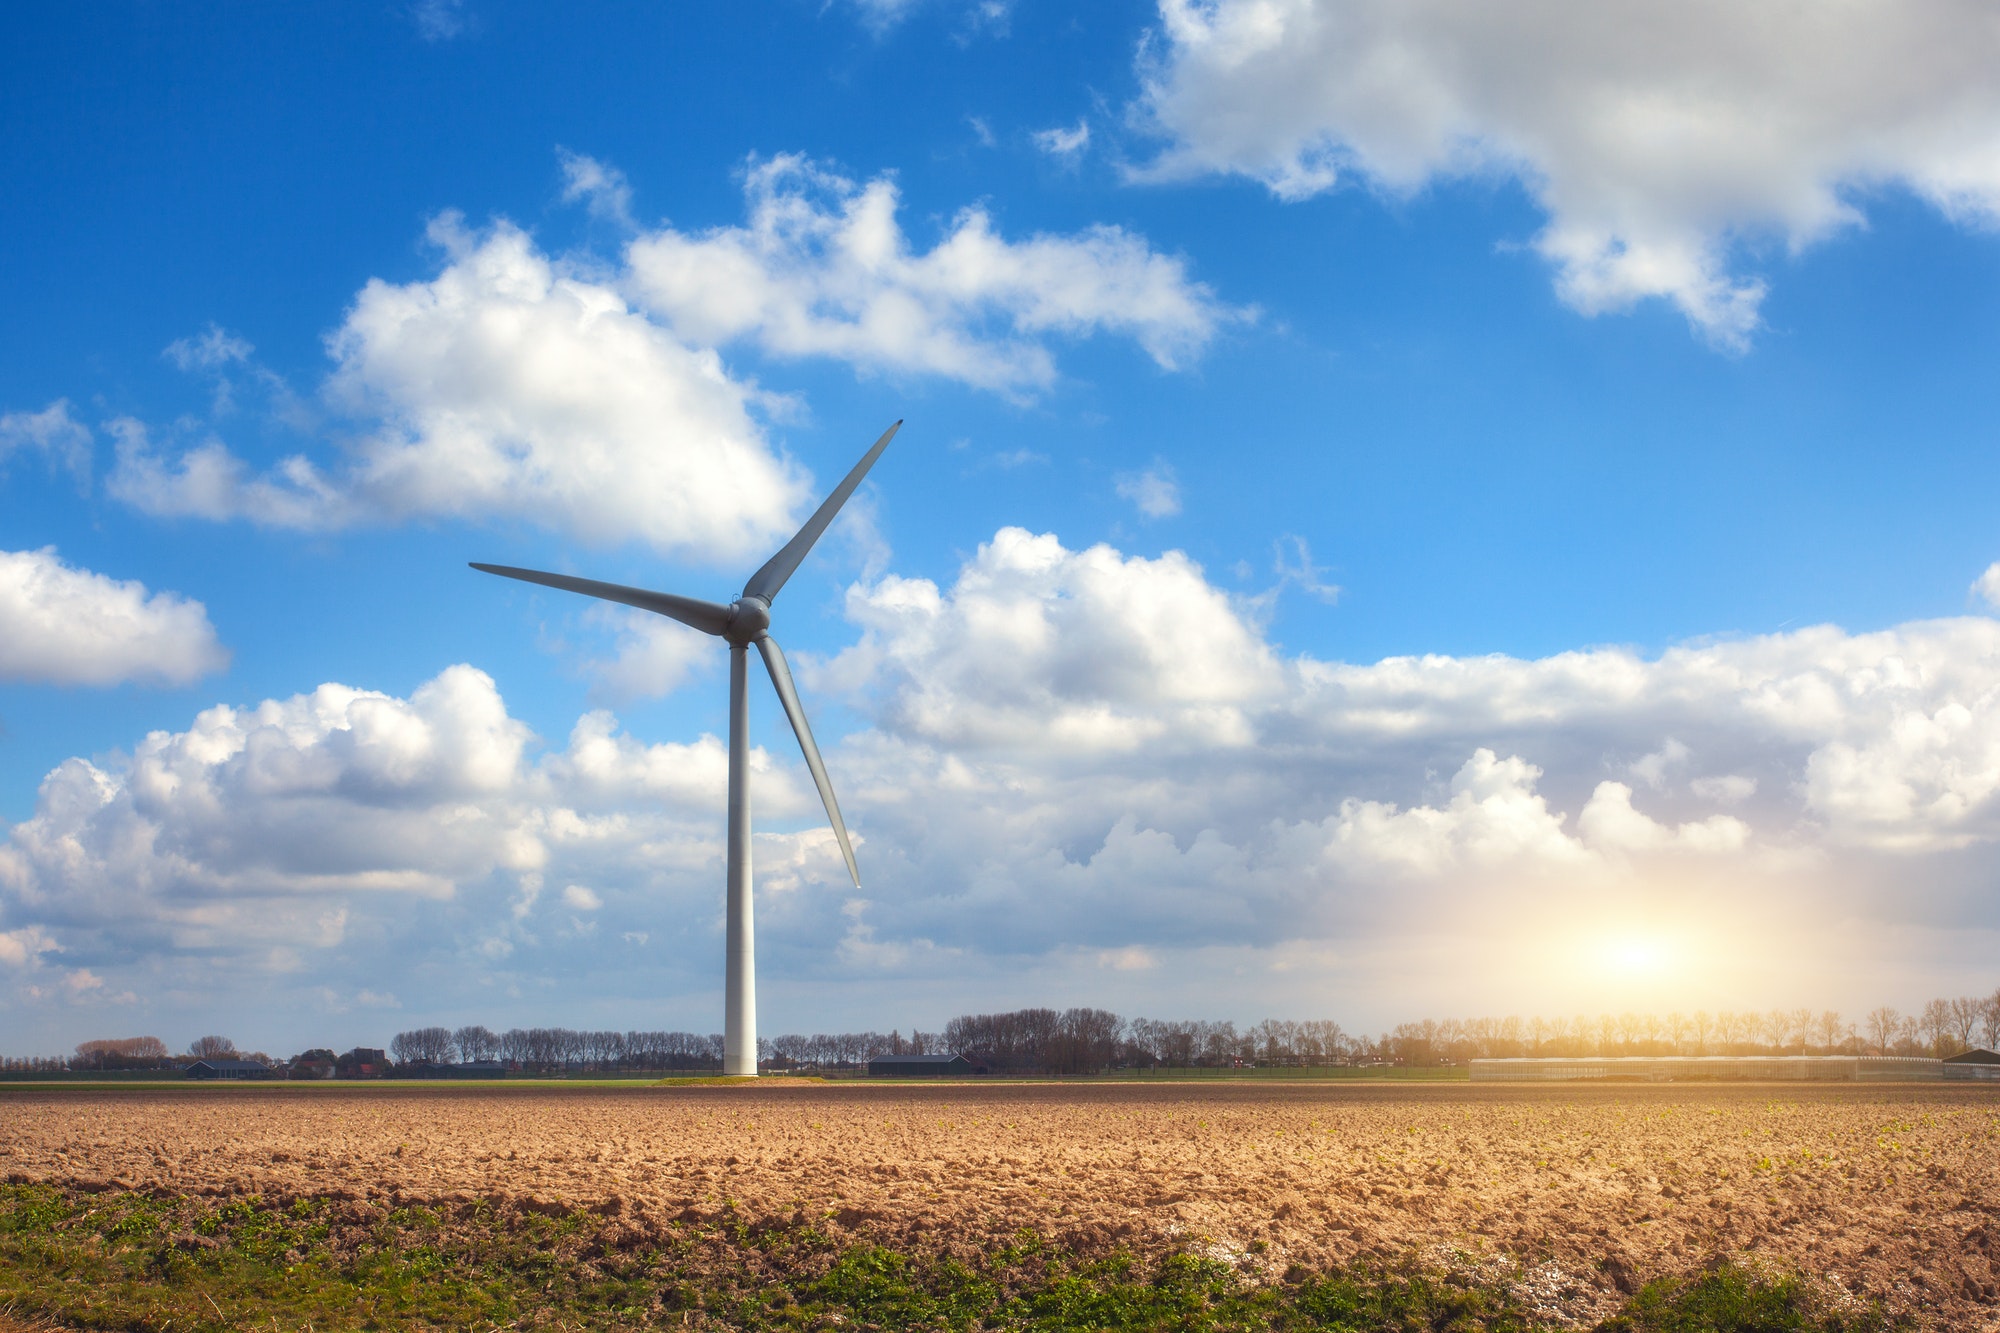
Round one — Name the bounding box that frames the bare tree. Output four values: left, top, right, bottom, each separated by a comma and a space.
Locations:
1689, 1011, 1713, 1055
73, 1037, 171, 1070
188, 1035, 237, 1059
1947, 997, 1983, 1050
391, 1027, 453, 1065
1638, 1012, 1663, 1054
1759, 1010, 1788, 1054
1984, 990, 2000, 1051
452, 1025, 499, 1062
1865, 1007, 1900, 1054
1813, 1011, 1843, 1054
1919, 998, 1956, 1056
1895, 1014, 1923, 1054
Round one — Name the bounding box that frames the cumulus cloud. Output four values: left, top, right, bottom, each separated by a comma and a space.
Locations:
581, 606, 715, 703
826, 526, 1282, 750
0, 925, 59, 969
558, 149, 635, 229
0, 400, 92, 488
111, 215, 810, 561
1114, 461, 1182, 518
0, 666, 822, 990
1972, 562, 2000, 610
0, 547, 227, 687
100, 156, 1228, 551
1577, 781, 1750, 856
12, 528, 2000, 1025
1322, 750, 1583, 877
1690, 773, 1757, 805
625, 154, 1241, 395
1136, 0, 2000, 345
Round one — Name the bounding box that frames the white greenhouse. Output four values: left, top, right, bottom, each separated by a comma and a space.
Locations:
1468, 1055, 1948, 1082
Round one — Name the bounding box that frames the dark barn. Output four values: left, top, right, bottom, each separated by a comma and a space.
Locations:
184, 1058, 270, 1080
866, 1052, 979, 1078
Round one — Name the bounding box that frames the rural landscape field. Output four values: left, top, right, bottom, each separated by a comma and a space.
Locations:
5, 1080, 1998, 1330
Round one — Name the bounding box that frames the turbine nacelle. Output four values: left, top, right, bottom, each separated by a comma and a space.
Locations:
725, 595, 772, 645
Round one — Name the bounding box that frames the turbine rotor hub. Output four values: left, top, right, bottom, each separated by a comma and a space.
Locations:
726, 596, 772, 643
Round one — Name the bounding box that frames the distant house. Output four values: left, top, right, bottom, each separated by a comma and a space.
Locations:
1944, 1048, 2000, 1080
288, 1049, 337, 1080
185, 1058, 271, 1080
866, 1052, 979, 1078
337, 1047, 389, 1078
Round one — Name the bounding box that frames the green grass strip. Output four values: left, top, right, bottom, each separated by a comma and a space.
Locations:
0, 1183, 1908, 1332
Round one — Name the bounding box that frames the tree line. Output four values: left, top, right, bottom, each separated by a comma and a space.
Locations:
11, 985, 1997, 1076
389, 1026, 729, 1072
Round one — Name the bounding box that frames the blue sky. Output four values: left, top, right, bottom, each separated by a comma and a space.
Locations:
4, 0, 2000, 1056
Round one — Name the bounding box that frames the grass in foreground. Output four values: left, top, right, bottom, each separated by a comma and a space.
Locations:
0, 1183, 1908, 1332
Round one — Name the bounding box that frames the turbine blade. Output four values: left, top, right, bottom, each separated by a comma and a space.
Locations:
755, 635, 860, 889
470, 563, 732, 636
743, 420, 902, 603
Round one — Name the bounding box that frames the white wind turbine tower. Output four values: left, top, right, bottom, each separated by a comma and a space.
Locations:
473, 421, 901, 1077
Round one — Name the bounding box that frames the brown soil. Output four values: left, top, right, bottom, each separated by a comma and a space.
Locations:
3, 1080, 1997, 1328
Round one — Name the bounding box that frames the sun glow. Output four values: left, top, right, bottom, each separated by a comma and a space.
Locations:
1602, 936, 1672, 977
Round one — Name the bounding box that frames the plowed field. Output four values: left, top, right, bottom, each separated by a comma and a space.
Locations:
4, 1081, 1997, 1328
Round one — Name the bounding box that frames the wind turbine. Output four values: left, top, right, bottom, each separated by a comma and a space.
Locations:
472, 421, 901, 1077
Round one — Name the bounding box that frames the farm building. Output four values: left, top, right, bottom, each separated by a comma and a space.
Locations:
867, 1052, 979, 1077
390, 1061, 508, 1079
184, 1058, 271, 1080
336, 1047, 389, 1078
1469, 1055, 1943, 1082
1944, 1048, 2000, 1080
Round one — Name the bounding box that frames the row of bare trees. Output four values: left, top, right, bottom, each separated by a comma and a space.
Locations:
387, 1026, 728, 1072
1375, 991, 2000, 1064
17, 985, 1996, 1077
764, 1030, 940, 1069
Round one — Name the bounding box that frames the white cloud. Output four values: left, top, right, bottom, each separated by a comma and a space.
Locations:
1269, 534, 1339, 604
558, 149, 635, 229
1136, 0, 2000, 346
582, 606, 714, 703
826, 526, 1282, 750
0, 399, 91, 488
1973, 562, 2000, 610
1033, 120, 1091, 158
1114, 461, 1182, 518
1690, 773, 1757, 805
0, 925, 59, 968
409, 0, 468, 41
1577, 781, 1750, 855
1628, 738, 1689, 790
0, 547, 228, 687
1323, 749, 1583, 877
841, 0, 1012, 35
111, 215, 810, 561
625, 154, 1241, 395
1097, 945, 1157, 971
0, 665, 823, 983
164, 324, 252, 372
14, 528, 2000, 1027
101, 156, 1227, 550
